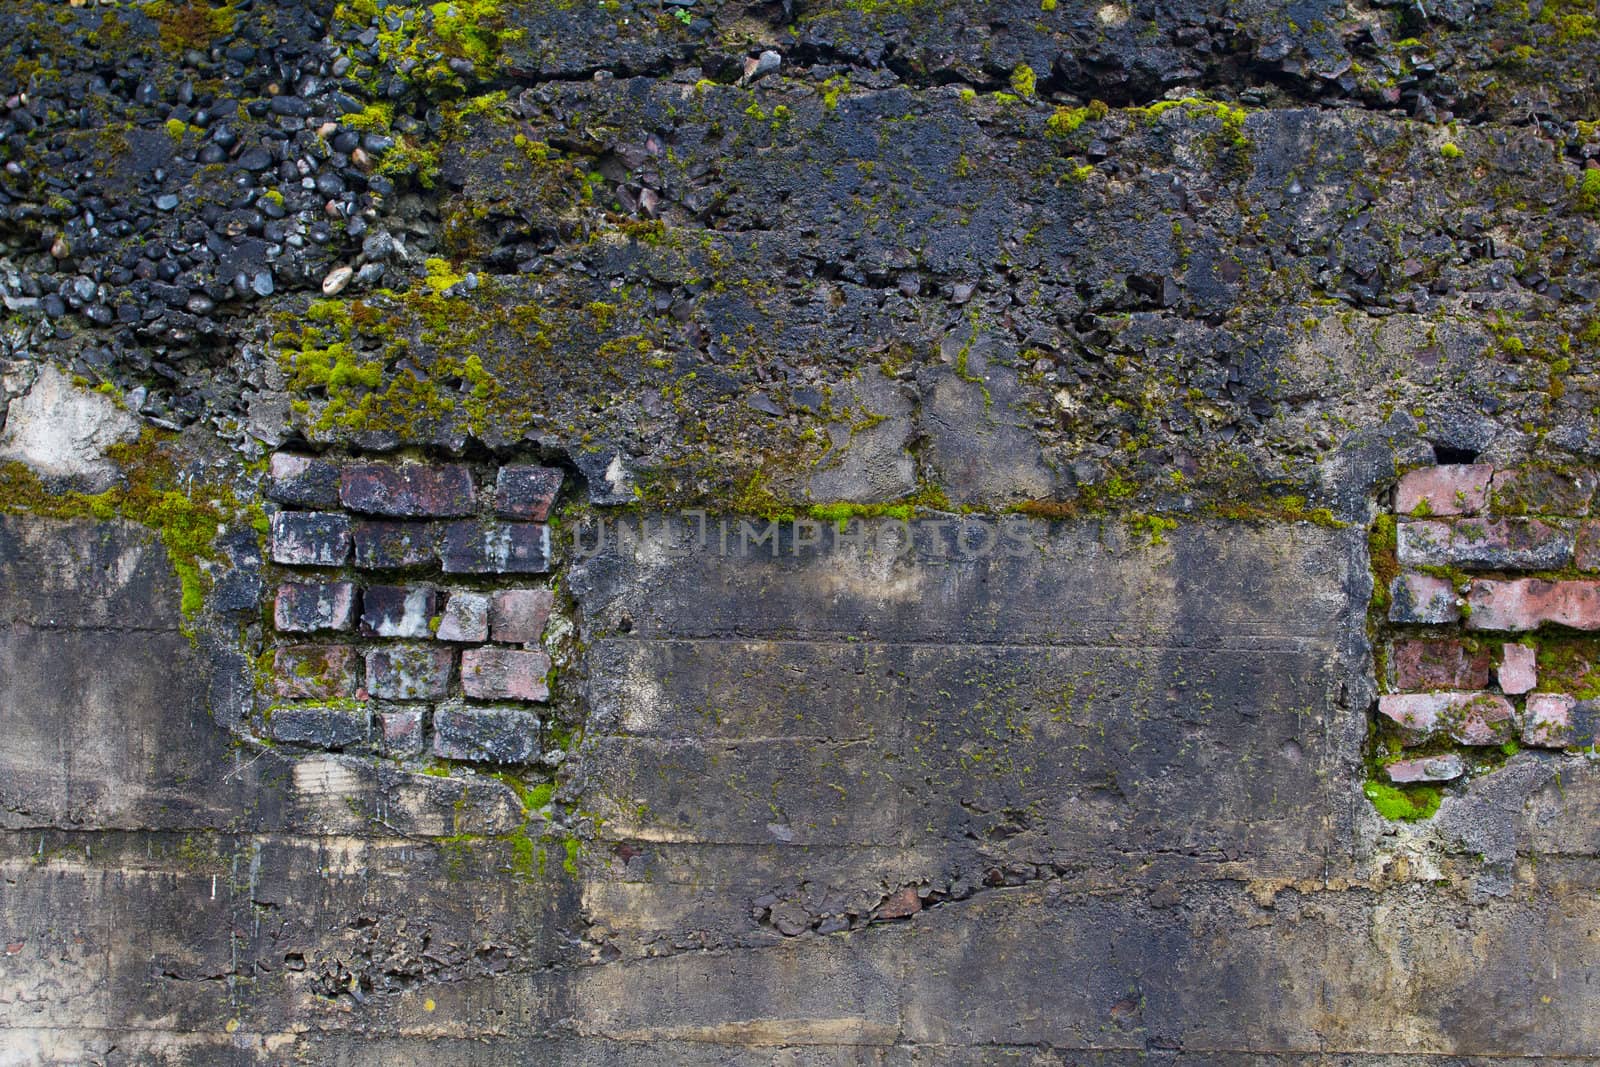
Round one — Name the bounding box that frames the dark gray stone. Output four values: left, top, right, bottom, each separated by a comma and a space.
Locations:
432, 703, 541, 763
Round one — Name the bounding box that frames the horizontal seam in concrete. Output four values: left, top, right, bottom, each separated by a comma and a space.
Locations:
596, 635, 1338, 651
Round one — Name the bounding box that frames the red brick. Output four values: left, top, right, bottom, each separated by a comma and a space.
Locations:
1498, 642, 1537, 695
432, 704, 541, 763
1384, 754, 1465, 783
440, 521, 550, 574
461, 647, 551, 702
435, 591, 490, 642
494, 465, 564, 521
876, 887, 922, 920
1395, 464, 1493, 517
359, 585, 437, 638
268, 453, 341, 508
1523, 693, 1576, 748
1377, 691, 1515, 745
1490, 465, 1595, 517
268, 645, 359, 700
1392, 638, 1490, 691
1577, 521, 1600, 572
379, 708, 425, 758
274, 581, 356, 632
365, 645, 454, 700
1446, 692, 1516, 745
489, 587, 554, 644
340, 461, 476, 517
269, 511, 351, 566
352, 521, 437, 569
1465, 579, 1600, 632
1388, 572, 1460, 625
1396, 517, 1572, 570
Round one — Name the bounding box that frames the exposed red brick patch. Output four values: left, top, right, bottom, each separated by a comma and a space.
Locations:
1385, 754, 1465, 783
340, 462, 476, 517
1392, 638, 1490, 691
1523, 693, 1576, 748
269, 645, 359, 700
461, 647, 551, 702
1377, 691, 1515, 745
876, 887, 922, 920
1396, 464, 1492, 516
1388, 572, 1460, 625
1497, 643, 1537, 695
490, 588, 554, 644
1465, 579, 1600, 632
1577, 521, 1600, 572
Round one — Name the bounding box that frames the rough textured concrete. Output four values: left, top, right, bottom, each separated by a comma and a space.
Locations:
4, 0, 1600, 1060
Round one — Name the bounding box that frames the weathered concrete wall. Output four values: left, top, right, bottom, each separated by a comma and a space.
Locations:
5, 0, 1600, 1060
7, 493, 1600, 1062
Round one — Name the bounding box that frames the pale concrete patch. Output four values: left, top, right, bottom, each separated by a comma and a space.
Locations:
0, 364, 140, 489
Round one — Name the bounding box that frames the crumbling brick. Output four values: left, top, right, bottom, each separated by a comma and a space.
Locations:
461, 647, 550, 702
432, 703, 541, 763
269, 645, 359, 700
269, 511, 351, 566
1392, 638, 1490, 690
1498, 642, 1537, 695
435, 591, 490, 642
1388, 573, 1460, 625
365, 645, 454, 700
360, 585, 437, 638
268, 453, 342, 509
268, 705, 366, 749
352, 520, 437, 569
1466, 579, 1600, 632
1384, 754, 1465, 783
340, 461, 476, 517
1395, 464, 1493, 517
274, 581, 356, 632
440, 521, 550, 574
1396, 518, 1572, 571
494, 465, 564, 521
379, 707, 425, 758
489, 587, 553, 644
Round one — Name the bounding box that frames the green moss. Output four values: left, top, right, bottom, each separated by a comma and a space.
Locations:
423, 257, 466, 294
1009, 63, 1037, 99
147, 0, 237, 53
958, 88, 977, 104
821, 74, 850, 110
1536, 638, 1600, 698
1126, 512, 1180, 546
807, 501, 917, 530
562, 836, 580, 877
0, 430, 240, 623
1363, 780, 1442, 820
333, 0, 523, 102
1439, 142, 1463, 159
1369, 513, 1399, 611
341, 102, 394, 132
1577, 168, 1600, 215
1046, 100, 1107, 138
